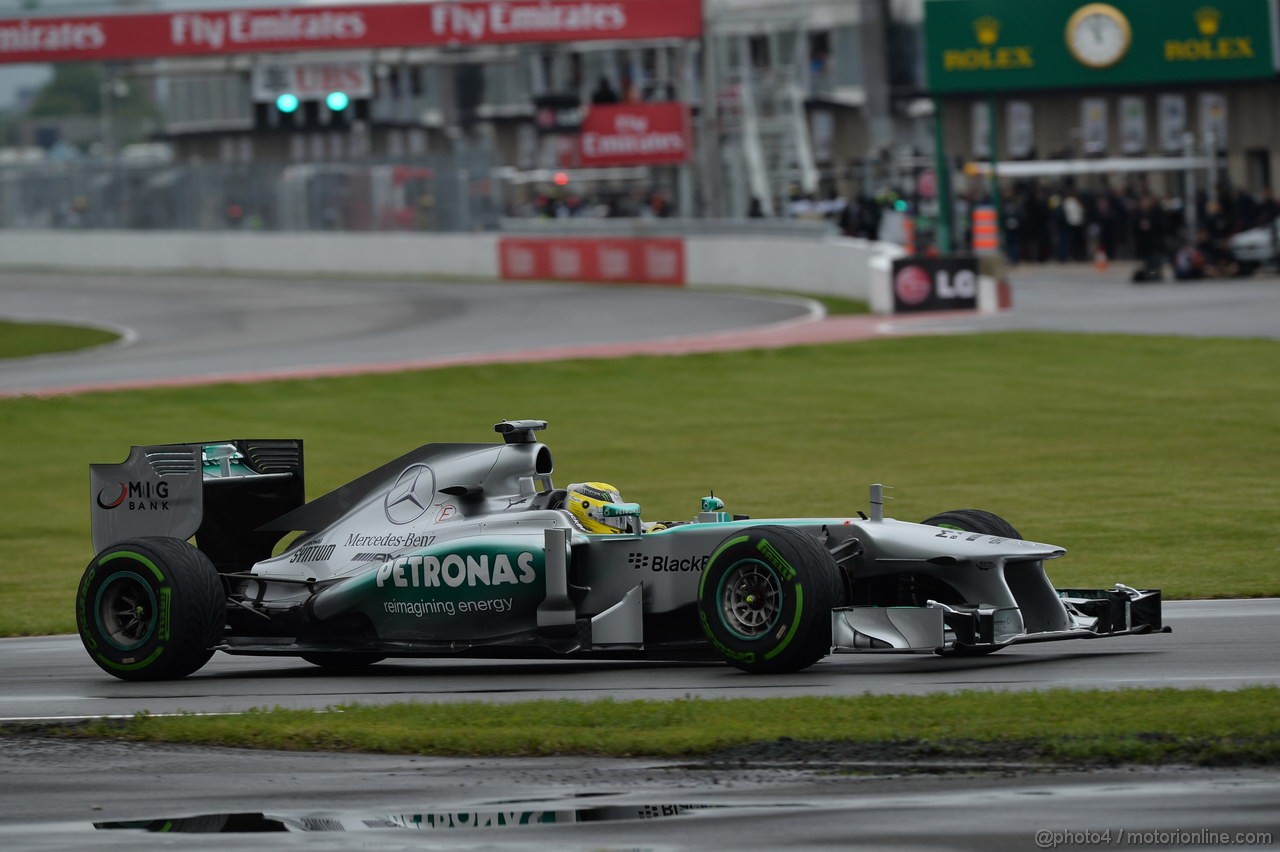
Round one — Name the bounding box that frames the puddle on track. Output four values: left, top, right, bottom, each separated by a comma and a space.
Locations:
95, 798, 806, 834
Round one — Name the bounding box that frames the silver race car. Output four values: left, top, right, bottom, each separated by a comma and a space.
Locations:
77, 420, 1164, 680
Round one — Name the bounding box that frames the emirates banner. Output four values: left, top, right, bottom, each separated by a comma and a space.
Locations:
499, 237, 685, 285
0, 0, 703, 64
577, 102, 690, 167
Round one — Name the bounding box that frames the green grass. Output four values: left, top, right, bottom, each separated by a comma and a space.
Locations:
0, 320, 119, 360
55, 687, 1280, 765
1, 332, 1277, 635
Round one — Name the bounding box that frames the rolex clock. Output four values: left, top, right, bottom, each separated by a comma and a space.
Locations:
1066, 3, 1132, 68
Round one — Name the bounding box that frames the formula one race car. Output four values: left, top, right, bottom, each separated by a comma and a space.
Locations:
77, 420, 1165, 680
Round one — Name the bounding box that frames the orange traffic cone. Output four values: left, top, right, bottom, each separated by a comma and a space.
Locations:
1093, 248, 1109, 271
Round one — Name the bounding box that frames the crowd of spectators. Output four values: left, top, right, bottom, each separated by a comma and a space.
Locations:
834, 180, 1278, 279
506, 187, 674, 219
501, 173, 1277, 282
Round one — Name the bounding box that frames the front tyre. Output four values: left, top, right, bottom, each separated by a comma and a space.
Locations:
697, 526, 840, 674
76, 537, 225, 681
920, 508, 1022, 540
921, 509, 1023, 657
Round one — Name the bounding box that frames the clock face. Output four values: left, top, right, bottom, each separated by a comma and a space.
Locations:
1066, 4, 1132, 68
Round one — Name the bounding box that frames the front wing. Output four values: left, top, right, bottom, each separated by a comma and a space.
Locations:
831, 586, 1165, 654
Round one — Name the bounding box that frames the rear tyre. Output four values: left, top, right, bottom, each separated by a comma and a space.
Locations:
921, 509, 1022, 657
697, 525, 840, 674
300, 653, 386, 668
76, 536, 225, 681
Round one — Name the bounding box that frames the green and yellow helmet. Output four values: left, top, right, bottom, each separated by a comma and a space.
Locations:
566, 481, 626, 534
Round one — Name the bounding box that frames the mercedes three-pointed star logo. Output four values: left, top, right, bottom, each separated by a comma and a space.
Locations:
384, 464, 436, 525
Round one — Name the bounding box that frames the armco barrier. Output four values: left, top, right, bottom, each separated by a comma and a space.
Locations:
0, 228, 896, 303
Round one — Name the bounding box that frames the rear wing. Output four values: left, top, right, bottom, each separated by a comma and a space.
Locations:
90, 440, 304, 570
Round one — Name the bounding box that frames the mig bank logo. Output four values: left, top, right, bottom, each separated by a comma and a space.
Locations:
95, 480, 170, 511
384, 464, 436, 525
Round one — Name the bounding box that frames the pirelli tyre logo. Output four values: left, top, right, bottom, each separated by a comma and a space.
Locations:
627, 552, 708, 572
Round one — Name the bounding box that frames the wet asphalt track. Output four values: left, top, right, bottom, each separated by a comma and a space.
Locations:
0, 599, 1277, 722
0, 271, 815, 395
3, 264, 1279, 397
2, 264, 1278, 850
1, 600, 1276, 850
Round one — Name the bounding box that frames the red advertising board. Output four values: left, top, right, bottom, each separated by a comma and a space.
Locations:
499, 237, 685, 285
0, 0, 703, 64
576, 102, 690, 167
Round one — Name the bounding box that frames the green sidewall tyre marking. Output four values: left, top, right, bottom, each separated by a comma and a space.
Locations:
700, 534, 750, 599
95, 645, 164, 672
763, 584, 804, 661
99, 550, 165, 583
714, 558, 784, 642
93, 570, 158, 651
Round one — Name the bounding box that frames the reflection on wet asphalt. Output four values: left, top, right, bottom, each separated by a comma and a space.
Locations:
96, 799, 751, 833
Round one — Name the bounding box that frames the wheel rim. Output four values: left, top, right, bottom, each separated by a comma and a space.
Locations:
716, 558, 782, 640
95, 571, 158, 651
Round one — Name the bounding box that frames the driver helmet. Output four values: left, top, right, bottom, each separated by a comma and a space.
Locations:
566, 481, 627, 534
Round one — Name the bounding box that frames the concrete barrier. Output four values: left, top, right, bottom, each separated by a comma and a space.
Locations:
0, 228, 900, 302
686, 234, 887, 300
0, 231, 501, 279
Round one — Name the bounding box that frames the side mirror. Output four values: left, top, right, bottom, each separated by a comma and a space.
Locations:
602, 501, 642, 534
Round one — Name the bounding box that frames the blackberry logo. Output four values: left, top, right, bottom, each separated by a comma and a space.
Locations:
627, 552, 707, 573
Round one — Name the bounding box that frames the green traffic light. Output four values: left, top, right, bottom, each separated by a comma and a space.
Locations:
325, 91, 350, 112
275, 93, 299, 114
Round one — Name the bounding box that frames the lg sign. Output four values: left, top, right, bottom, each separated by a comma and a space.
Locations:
893, 265, 932, 306
890, 257, 980, 312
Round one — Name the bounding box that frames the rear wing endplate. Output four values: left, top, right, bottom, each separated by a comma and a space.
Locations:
90, 440, 303, 554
